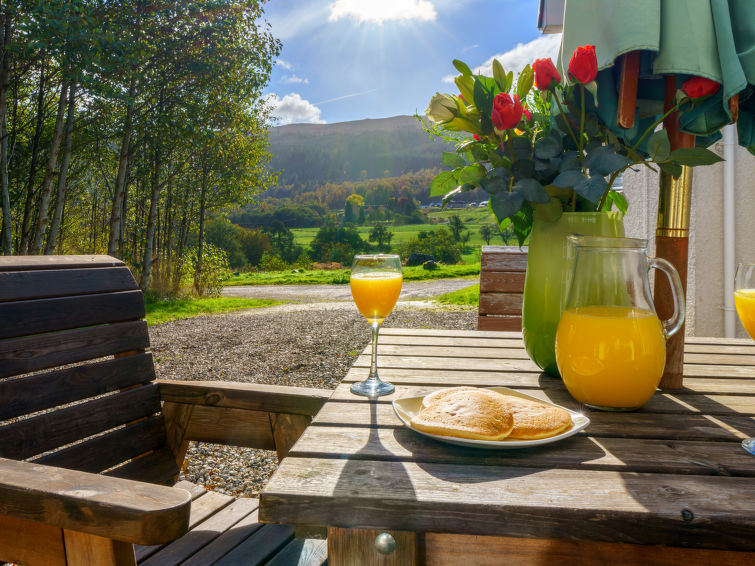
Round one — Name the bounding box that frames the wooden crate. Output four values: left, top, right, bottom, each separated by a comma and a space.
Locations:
478, 245, 528, 331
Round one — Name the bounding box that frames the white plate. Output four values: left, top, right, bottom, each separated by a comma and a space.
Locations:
392, 387, 590, 449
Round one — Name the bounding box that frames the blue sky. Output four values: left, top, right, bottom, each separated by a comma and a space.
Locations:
263, 0, 561, 125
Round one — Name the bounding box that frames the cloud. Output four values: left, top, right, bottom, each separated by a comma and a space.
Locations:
268, 93, 325, 125
329, 0, 436, 24
443, 34, 562, 83
283, 75, 309, 84
275, 59, 294, 70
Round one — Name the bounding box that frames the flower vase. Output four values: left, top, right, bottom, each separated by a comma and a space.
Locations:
522, 211, 625, 377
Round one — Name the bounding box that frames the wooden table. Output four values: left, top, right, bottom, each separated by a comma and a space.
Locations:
260, 328, 755, 565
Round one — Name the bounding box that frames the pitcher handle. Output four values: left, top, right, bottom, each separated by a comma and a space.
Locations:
649, 257, 686, 339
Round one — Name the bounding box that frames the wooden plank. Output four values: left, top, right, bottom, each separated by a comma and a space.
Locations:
0, 254, 123, 272
213, 524, 295, 566
0, 456, 190, 545
261, 457, 755, 551
34, 415, 167, 474
63, 530, 136, 566
0, 289, 145, 340
272, 412, 312, 460
0, 383, 162, 460
105, 446, 180, 486
686, 343, 755, 354
157, 380, 330, 417
379, 335, 525, 348
266, 537, 328, 566
478, 315, 523, 331
312, 399, 755, 441
0, 320, 150, 378
481, 247, 528, 270
141, 497, 258, 566
380, 327, 522, 339
0, 352, 155, 421
327, 527, 418, 566
0, 514, 67, 566
478, 292, 523, 315
180, 504, 264, 566
289, 426, 755, 476
184, 405, 276, 450
0, 266, 137, 302
425, 533, 755, 566
480, 271, 526, 293
163, 401, 195, 480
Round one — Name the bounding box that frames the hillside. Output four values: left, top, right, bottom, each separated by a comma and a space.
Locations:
267, 115, 453, 192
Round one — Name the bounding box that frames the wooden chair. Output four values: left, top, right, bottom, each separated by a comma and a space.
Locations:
477, 246, 528, 331
0, 255, 331, 566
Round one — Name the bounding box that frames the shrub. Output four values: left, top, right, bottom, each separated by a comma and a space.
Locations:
178, 244, 230, 297
397, 227, 463, 264
259, 251, 289, 271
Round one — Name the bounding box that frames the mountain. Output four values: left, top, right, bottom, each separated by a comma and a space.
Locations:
267, 115, 453, 191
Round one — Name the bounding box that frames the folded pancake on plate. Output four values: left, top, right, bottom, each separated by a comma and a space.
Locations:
410, 388, 514, 441
414, 387, 572, 441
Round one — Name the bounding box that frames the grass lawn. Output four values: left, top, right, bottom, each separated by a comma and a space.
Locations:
435, 283, 480, 306
144, 296, 281, 325
225, 263, 481, 286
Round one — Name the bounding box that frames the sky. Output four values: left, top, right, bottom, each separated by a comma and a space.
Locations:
262, 0, 561, 125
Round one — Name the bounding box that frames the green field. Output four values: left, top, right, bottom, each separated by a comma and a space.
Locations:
291, 206, 510, 264
144, 296, 281, 325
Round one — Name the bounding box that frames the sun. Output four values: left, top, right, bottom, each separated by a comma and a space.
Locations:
329, 0, 437, 24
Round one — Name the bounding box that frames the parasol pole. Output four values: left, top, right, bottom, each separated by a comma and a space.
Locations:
655, 76, 695, 389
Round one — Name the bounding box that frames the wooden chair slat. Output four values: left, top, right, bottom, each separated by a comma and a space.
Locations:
0, 383, 161, 460
104, 446, 180, 486
0, 290, 145, 340
0, 255, 124, 272
0, 352, 155, 421
177, 506, 263, 566
213, 524, 295, 566
0, 320, 150, 378
0, 266, 137, 303
34, 416, 167, 474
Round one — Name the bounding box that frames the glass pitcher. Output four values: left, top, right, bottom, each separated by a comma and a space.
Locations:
554, 235, 685, 411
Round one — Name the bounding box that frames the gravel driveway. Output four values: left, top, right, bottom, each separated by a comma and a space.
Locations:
151, 289, 478, 497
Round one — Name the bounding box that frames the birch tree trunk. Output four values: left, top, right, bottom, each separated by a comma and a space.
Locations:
0, 9, 12, 254
108, 75, 136, 256
19, 62, 46, 253
194, 165, 207, 295
29, 79, 68, 254
140, 147, 161, 291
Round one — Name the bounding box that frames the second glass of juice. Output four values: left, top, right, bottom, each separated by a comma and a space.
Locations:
555, 235, 685, 411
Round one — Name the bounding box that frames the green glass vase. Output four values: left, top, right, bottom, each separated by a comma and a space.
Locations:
522, 211, 625, 377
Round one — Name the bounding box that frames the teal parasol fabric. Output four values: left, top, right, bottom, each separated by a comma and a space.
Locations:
559, 0, 755, 153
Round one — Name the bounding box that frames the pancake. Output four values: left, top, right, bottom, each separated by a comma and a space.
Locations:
410, 388, 515, 441
421, 386, 486, 409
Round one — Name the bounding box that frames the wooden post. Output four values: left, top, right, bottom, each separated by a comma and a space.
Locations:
655, 76, 695, 389
617, 51, 641, 129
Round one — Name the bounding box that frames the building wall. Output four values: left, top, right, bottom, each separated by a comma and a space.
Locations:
622, 135, 755, 338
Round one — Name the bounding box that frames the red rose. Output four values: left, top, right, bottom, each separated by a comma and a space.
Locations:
522, 104, 533, 121
473, 134, 480, 141
681, 76, 721, 98
568, 45, 598, 83
533, 58, 561, 90
491, 93, 523, 131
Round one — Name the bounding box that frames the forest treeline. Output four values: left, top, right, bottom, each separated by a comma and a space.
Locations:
0, 1, 278, 293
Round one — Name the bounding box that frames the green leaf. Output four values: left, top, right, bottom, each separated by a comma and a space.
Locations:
452, 59, 472, 76
505, 70, 514, 93
490, 190, 525, 222
458, 163, 486, 184
456, 139, 475, 152
647, 130, 671, 161
480, 174, 508, 195
517, 64, 534, 100
534, 133, 562, 159
552, 169, 585, 188
492, 59, 507, 92
511, 159, 536, 180
574, 174, 608, 203
559, 151, 581, 172
514, 178, 550, 203
584, 146, 632, 176
488, 149, 511, 169
442, 151, 466, 168
603, 190, 628, 214
668, 147, 725, 167
659, 161, 683, 178
441, 186, 463, 207
473, 79, 494, 121
505, 137, 532, 160
430, 171, 458, 197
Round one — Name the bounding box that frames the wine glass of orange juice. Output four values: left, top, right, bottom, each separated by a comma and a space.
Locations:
349, 254, 403, 397
555, 235, 684, 411
734, 263, 755, 454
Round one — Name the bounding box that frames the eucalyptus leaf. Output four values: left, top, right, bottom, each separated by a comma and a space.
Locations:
534, 133, 562, 159
511, 159, 536, 180
480, 173, 508, 195
452, 59, 472, 76
552, 169, 585, 188
559, 150, 581, 172
659, 161, 683, 178
668, 147, 725, 166
514, 178, 550, 203
430, 170, 457, 197
442, 151, 466, 169
573, 174, 607, 203
458, 163, 486, 184
584, 146, 632, 176
504, 137, 532, 160
647, 130, 671, 161
490, 190, 525, 222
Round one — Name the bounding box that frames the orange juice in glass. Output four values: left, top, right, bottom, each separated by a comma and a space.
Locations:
349, 254, 403, 397
555, 236, 684, 411
734, 264, 755, 455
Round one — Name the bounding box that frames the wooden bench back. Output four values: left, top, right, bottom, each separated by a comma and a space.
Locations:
478, 245, 528, 331
0, 255, 179, 485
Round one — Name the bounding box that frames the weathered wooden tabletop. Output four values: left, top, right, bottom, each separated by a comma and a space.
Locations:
260, 328, 755, 565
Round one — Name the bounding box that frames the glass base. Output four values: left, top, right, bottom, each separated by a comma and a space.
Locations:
584, 403, 639, 412
743, 437, 755, 455
350, 379, 395, 398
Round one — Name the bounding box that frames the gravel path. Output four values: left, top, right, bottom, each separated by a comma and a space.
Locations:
150, 299, 477, 497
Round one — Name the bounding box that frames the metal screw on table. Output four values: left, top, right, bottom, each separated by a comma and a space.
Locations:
374, 532, 396, 555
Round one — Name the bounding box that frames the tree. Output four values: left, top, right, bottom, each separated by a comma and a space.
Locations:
344, 193, 364, 224
369, 223, 393, 252
449, 214, 467, 242
479, 224, 494, 245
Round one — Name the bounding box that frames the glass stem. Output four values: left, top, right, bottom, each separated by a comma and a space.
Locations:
368, 320, 381, 380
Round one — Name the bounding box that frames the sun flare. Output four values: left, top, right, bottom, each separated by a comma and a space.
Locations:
329, 0, 437, 24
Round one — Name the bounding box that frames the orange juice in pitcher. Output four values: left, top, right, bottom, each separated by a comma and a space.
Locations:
555, 236, 684, 411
